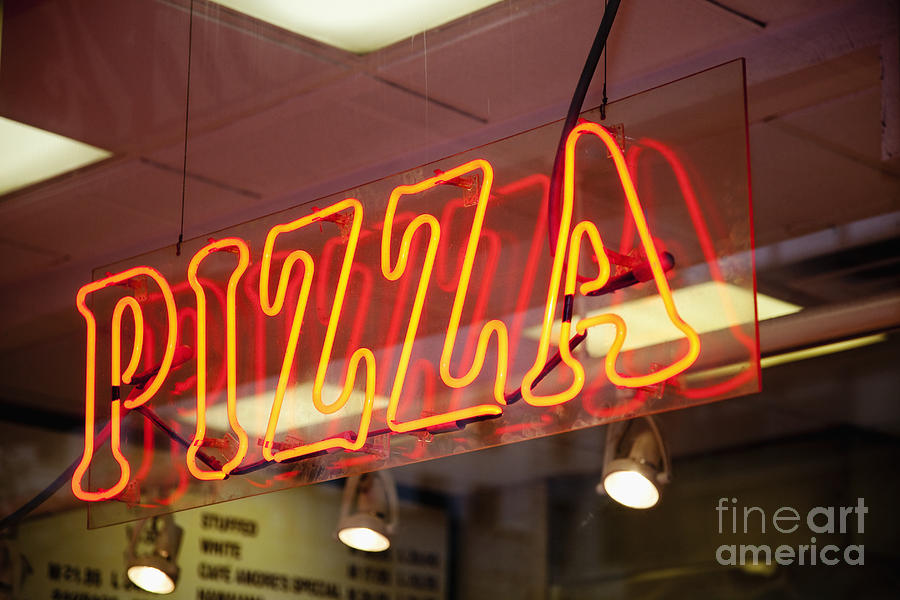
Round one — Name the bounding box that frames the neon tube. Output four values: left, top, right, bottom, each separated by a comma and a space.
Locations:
568, 122, 701, 388
186, 238, 251, 480
554, 220, 613, 397
500, 174, 550, 369
634, 139, 756, 398
446, 228, 501, 412
374, 211, 421, 398
111, 296, 144, 387
381, 160, 505, 432
259, 199, 376, 462
72, 267, 177, 502
69, 124, 712, 499
520, 147, 594, 406
523, 121, 700, 403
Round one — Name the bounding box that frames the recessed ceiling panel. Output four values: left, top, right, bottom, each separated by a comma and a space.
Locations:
211, 0, 504, 54
0, 117, 111, 197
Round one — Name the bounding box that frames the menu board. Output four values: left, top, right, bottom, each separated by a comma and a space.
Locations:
6, 483, 446, 599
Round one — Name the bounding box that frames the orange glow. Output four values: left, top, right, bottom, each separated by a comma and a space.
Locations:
72, 267, 177, 502
381, 160, 505, 433
633, 138, 757, 398
500, 174, 550, 371
435, 198, 468, 293
552, 220, 613, 400
135, 416, 155, 484
111, 296, 144, 386
523, 121, 700, 403
72, 121, 725, 502
332, 453, 380, 470
186, 238, 251, 480
446, 228, 501, 412
373, 212, 422, 399
398, 359, 437, 458
569, 122, 701, 388
519, 176, 592, 404
259, 199, 376, 461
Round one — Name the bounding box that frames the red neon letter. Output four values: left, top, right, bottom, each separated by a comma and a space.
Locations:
259, 199, 376, 462
186, 238, 251, 480
522, 121, 700, 404
381, 160, 507, 433
72, 267, 177, 501
570, 122, 701, 388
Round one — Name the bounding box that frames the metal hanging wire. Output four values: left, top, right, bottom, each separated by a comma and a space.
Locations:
176, 0, 195, 256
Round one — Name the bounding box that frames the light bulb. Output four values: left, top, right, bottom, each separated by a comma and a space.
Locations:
602, 469, 660, 509
127, 565, 176, 594
337, 526, 391, 552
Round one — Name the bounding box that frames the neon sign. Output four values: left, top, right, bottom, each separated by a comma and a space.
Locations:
72, 111, 750, 504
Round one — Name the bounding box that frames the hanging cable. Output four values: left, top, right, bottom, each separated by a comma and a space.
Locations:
600, 0, 609, 120
548, 0, 622, 255
176, 0, 195, 257
0, 451, 84, 533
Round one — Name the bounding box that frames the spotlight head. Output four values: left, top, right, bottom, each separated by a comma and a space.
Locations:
337, 512, 391, 552
336, 471, 398, 552
600, 461, 660, 509
126, 556, 178, 595
600, 416, 670, 509
125, 515, 183, 594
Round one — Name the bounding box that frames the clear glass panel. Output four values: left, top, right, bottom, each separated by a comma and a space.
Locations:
84, 59, 755, 526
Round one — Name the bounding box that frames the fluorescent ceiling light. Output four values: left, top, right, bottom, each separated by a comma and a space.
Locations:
682, 333, 888, 381
524, 282, 801, 356
0, 117, 111, 196
194, 381, 390, 438
211, 0, 503, 54
759, 333, 887, 369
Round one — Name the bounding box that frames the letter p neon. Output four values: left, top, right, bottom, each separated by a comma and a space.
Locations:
72, 266, 177, 501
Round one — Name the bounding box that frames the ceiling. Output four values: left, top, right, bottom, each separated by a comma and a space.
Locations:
0, 0, 898, 517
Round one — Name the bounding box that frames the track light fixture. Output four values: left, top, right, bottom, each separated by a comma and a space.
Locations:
125, 514, 183, 594
600, 416, 671, 509
336, 471, 398, 552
